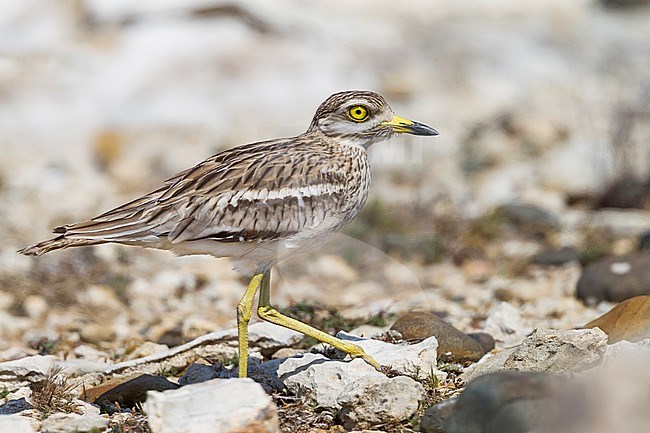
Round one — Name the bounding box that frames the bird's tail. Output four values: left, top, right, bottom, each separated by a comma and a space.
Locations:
18, 234, 104, 256
18, 207, 158, 256
18, 185, 177, 257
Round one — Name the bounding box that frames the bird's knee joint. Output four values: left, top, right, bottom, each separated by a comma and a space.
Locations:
237, 303, 252, 321
257, 305, 275, 320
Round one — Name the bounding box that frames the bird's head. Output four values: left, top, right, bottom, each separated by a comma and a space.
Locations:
308, 90, 438, 148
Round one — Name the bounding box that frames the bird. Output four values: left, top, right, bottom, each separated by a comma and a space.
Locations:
19, 90, 438, 378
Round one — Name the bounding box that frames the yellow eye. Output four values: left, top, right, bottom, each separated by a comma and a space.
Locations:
347, 105, 369, 122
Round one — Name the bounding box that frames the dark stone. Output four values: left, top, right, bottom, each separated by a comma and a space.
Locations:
494, 287, 516, 302
595, 177, 650, 210
639, 231, 650, 251
420, 397, 457, 433
442, 371, 586, 433
496, 203, 559, 229
466, 332, 496, 353
391, 311, 486, 362
582, 295, 650, 343
0, 398, 32, 415
156, 327, 186, 347
600, 0, 650, 8
179, 363, 219, 386
83, 374, 179, 413
576, 254, 650, 304
530, 247, 580, 266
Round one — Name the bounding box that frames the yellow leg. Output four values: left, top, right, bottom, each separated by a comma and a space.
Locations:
237, 273, 264, 378
256, 270, 381, 371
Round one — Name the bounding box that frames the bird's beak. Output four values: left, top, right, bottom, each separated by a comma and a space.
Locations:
380, 115, 439, 136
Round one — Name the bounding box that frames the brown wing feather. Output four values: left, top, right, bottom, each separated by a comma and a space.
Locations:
19, 136, 349, 256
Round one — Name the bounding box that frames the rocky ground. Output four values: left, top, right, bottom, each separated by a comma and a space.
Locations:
1, 0, 650, 432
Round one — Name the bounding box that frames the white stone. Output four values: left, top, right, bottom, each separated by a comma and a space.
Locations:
500, 239, 543, 259
0, 415, 36, 433
338, 375, 425, 430
144, 378, 279, 433
346, 325, 389, 339
76, 285, 125, 312
0, 346, 38, 362
0, 291, 15, 311
483, 301, 532, 347
265, 350, 428, 427
591, 210, 650, 236
0, 356, 107, 388
244, 322, 303, 349
127, 341, 169, 359
384, 261, 421, 287
22, 328, 59, 347
310, 254, 358, 282
264, 351, 427, 427
278, 354, 384, 409
5, 387, 32, 403
462, 328, 608, 382
337, 331, 440, 379
72, 345, 110, 362
22, 295, 48, 320
107, 322, 299, 376
72, 399, 102, 416
183, 321, 302, 352
598, 339, 650, 367
0, 312, 31, 341
252, 332, 439, 414
40, 412, 109, 433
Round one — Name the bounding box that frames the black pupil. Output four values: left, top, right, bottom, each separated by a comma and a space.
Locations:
355, 109, 362, 116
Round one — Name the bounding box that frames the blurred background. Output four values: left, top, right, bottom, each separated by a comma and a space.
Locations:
1, 0, 649, 357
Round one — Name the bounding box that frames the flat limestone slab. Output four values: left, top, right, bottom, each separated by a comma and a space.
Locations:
144, 378, 279, 433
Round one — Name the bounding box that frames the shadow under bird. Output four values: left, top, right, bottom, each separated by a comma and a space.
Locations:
20, 90, 438, 377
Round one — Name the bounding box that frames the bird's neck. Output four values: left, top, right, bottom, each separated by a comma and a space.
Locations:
307, 129, 376, 152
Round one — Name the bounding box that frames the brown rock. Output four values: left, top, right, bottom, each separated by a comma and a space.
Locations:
80, 323, 116, 344
467, 332, 496, 353
271, 348, 305, 359
461, 259, 493, 282
391, 311, 486, 362
92, 130, 123, 169
494, 287, 516, 302
581, 295, 650, 343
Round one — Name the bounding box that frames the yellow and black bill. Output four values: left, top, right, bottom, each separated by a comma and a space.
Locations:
380, 115, 439, 136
